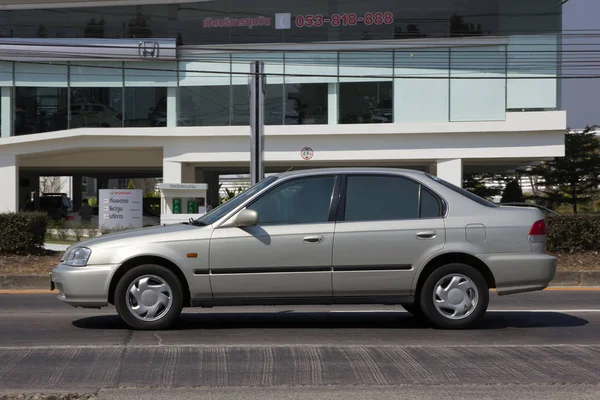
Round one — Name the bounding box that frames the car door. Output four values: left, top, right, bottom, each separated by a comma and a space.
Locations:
332, 174, 446, 297
209, 175, 339, 299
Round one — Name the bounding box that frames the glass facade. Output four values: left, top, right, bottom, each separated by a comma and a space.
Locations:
0, 0, 561, 137
0, 0, 560, 45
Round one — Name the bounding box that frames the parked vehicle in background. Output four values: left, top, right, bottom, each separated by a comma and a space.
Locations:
371, 99, 393, 123
51, 168, 557, 331
39, 193, 72, 220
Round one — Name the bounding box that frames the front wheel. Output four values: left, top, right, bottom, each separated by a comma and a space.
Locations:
419, 263, 489, 329
114, 264, 183, 330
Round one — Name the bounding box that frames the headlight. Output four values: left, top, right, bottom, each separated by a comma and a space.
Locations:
64, 247, 92, 267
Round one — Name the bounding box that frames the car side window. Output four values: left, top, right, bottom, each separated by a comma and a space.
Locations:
420, 187, 442, 218
247, 176, 336, 225
344, 175, 442, 222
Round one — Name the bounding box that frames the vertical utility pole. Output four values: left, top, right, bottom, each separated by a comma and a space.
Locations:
249, 61, 266, 186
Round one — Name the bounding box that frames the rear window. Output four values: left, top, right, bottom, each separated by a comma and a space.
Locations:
425, 173, 498, 208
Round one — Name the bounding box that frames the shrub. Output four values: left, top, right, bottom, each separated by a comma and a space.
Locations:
0, 212, 48, 255
546, 214, 600, 253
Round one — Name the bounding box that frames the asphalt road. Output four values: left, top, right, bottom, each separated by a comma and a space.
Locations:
1, 290, 599, 399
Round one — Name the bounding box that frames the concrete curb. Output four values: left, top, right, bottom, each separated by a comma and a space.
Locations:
0, 275, 50, 289
1, 272, 600, 290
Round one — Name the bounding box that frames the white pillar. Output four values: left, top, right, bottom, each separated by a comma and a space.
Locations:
436, 158, 463, 188
0, 154, 18, 212
328, 82, 338, 125
163, 160, 195, 183
1, 87, 12, 138
167, 87, 177, 128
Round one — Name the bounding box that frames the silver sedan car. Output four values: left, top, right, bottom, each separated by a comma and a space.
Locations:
51, 168, 557, 330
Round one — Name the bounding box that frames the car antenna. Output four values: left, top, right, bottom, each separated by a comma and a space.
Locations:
285, 166, 294, 172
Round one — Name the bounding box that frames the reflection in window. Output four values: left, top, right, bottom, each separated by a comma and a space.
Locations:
248, 176, 335, 225
284, 84, 328, 125
345, 175, 420, 222
67, 88, 123, 129
124, 87, 167, 127
231, 84, 285, 126
178, 86, 230, 126
339, 82, 393, 124
14, 87, 68, 136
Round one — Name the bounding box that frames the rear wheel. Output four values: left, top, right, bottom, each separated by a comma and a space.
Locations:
114, 264, 183, 330
419, 263, 489, 329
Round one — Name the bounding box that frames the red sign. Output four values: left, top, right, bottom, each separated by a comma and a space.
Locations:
295, 12, 394, 28
301, 147, 314, 160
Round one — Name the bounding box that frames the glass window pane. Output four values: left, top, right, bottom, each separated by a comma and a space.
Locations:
345, 175, 419, 222
15, 87, 68, 135
15, 63, 68, 87
124, 61, 177, 87
248, 176, 335, 225
231, 84, 284, 126
178, 86, 230, 126
68, 88, 123, 129
339, 82, 393, 124
284, 83, 328, 125
69, 62, 123, 87
450, 46, 506, 122
420, 188, 442, 218
125, 87, 167, 127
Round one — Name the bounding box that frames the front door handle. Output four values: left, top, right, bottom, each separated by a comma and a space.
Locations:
303, 235, 324, 244
417, 231, 437, 239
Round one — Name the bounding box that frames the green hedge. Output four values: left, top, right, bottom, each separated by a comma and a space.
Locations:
0, 212, 48, 255
546, 214, 600, 253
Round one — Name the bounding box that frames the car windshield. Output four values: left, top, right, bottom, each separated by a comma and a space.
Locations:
194, 175, 278, 225
425, 173, 498, 208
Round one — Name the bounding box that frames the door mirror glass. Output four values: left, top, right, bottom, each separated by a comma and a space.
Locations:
235, 209, 259, 227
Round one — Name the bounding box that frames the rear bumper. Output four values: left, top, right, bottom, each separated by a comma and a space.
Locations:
51, 263, 117, 308
476, 253, 557, 295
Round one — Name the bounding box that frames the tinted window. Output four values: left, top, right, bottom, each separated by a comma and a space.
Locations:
420, 188, 442, 218
425, 173, 498, 208
345, 175, 420, 222
248, 176, 335, 225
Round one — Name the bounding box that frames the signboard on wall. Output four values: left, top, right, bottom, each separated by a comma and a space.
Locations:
99, 189, 143, 231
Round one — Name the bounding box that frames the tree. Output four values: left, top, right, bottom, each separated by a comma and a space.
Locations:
463, 173, 503, 200
501, 180, 525, 203
532, 126, 600, 213
40, 177, 63, 194
84, 18, 105, 38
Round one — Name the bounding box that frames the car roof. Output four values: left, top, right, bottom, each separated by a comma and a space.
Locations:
274, 167, 428, 179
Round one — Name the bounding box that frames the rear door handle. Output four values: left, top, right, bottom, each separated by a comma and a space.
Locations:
417, 231, 437, 239
303, 235, 324, 244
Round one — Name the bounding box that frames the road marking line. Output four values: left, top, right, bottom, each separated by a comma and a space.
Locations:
330, 309, 600, 313
0, 343, 599, 351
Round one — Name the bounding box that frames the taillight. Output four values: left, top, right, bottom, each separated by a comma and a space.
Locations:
529, 219, 546, 236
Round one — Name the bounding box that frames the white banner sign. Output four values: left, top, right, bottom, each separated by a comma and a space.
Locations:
99, 189, 143, 231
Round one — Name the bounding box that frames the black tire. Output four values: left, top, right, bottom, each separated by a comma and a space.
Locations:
114, 264, 183, 330
419, 263, 489, 329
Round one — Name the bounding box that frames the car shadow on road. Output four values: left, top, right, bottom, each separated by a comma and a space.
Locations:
72, 311, 588, 331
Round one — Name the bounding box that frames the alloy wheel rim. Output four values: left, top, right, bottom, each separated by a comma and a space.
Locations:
126, 275, 173, 322
432, 273, 479, 320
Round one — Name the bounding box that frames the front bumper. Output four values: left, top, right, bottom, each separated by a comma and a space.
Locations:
50, 263, 118, 308
477, 253, 557, 295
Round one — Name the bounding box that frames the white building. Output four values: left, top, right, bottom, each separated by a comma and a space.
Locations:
0, 0, 566, 212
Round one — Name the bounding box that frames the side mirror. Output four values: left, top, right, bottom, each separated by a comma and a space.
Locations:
235, 209, 258, 227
